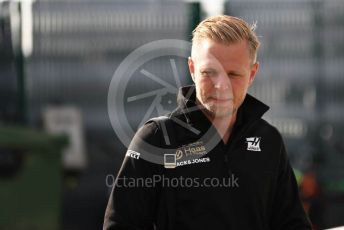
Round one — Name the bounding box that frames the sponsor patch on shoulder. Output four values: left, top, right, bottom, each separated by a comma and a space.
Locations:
126, 150, 140, 159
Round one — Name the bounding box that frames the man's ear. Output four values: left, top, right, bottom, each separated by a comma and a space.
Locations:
249, 62, 259, 86
188, 57, 195, 82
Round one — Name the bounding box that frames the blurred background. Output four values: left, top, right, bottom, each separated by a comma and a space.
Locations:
0, 0, 343, 229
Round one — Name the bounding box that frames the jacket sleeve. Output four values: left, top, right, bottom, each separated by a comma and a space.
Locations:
270, 140, 312, 230
103, 121, 163, 230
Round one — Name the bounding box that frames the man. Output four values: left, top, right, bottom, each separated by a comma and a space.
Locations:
104, 15, 312, 230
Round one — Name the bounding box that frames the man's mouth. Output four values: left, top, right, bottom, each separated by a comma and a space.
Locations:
208, 97, 233, 103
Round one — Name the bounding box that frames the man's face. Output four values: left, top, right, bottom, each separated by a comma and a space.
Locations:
188, 39, 259, 119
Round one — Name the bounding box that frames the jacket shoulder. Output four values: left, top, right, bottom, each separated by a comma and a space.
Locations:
255, 118, 284, 142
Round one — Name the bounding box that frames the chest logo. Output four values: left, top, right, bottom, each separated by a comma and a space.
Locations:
175, 141, 207, 160
246, 137, 261, 151
163, 141, 209, 168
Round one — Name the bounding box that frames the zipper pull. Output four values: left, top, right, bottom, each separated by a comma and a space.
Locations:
224, 154, 233, 175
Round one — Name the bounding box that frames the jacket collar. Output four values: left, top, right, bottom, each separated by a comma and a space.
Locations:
172, 85, 269, 132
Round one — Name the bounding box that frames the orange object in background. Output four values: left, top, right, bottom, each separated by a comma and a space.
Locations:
300, 172, 325, 230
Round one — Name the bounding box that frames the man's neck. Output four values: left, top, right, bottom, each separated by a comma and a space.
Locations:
204, 110, 237, 145
194, 98, 237, 144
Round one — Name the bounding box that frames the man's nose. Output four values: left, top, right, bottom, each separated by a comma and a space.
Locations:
213, 74, 230, 90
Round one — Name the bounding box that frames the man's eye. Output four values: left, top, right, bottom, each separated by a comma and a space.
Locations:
201, 70, 215, 77
228, 73, 241, 78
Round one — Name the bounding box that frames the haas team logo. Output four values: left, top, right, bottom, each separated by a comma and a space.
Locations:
246, 137, 261, 152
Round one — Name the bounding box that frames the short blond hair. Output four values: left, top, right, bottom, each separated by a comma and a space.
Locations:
192, 15, 260, 63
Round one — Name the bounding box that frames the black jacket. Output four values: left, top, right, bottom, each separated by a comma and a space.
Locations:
104, 85, 312, 230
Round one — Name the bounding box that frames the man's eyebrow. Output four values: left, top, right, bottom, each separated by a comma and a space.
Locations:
200, 67, 217, 72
